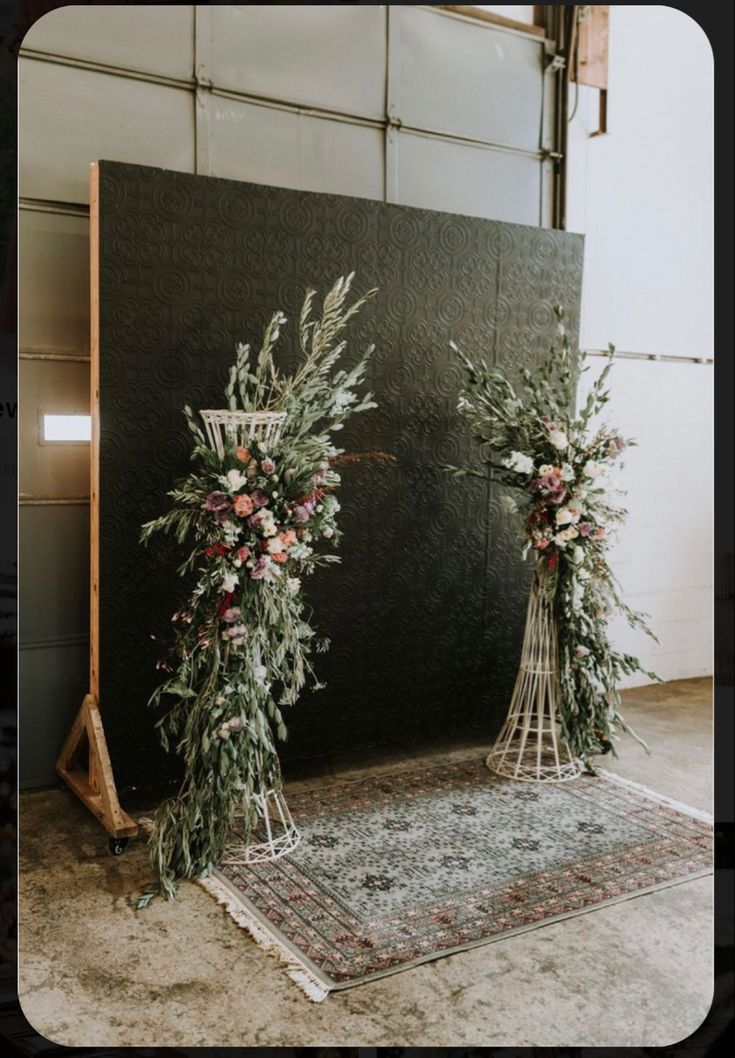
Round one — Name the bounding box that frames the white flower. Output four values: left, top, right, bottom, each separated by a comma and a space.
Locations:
578, 568, 591, 580
575, 644, 590, 657
571, 545, 585, 564
558, 525, 579, 542
555, 507, 574, 526
267, 536, 285, 554
561, 463, 575, 482
583, 460, 604, 478
538, 464, 554, 477
553, 534, 568, 549
225, 469, 248, 492
500, 494, 518, 515
217, 724, 231, 740
221, 571, 238, 593
286, 577, 301, 594
322, 526, 334, 538
272, 490, 279, 498
252, 664, 268, 686
289, 542, 312, 561
223, 520, 241, 545
549, 430, 568, 451
302, 530, 313, 542
503, 451, 534, 475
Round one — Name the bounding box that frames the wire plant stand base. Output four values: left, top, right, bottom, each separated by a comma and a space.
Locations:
201, 408, 301, 863
486, 571, 583, 783
222, 786, 301, 867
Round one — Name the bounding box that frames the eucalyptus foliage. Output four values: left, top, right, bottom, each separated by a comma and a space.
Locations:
139, 275, 377, 902
446, 307, 660, 768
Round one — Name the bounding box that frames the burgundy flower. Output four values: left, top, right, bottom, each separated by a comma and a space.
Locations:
221, 606, 241, 624
252, 489, 269, 508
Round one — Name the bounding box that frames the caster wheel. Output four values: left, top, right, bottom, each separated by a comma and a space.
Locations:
109, 837, 129, 856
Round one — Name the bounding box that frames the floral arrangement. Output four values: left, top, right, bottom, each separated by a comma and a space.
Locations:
139, 275, 377, 901
447, 307, 660, 767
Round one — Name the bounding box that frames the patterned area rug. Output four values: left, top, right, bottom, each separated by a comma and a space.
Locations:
201, 760, 712, 1001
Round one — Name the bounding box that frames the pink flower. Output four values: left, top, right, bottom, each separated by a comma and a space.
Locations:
293, 505, 310, 523
252, 489, 269, 508
578, 522, 592, 537
280, 529, 297, 547
236, 546, 250, 562
221, 606, 241, 624
594, 526, 606, 539
271, 551, 288, 564
261, 457, 276, 474
233, 493, 254, 517
223, 623, 248, 640
250, 554, 271, 580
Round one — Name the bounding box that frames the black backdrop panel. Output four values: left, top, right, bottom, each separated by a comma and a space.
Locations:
97, 161, 583, 790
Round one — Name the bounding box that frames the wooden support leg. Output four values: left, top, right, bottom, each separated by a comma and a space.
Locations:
56, 693, 138, 841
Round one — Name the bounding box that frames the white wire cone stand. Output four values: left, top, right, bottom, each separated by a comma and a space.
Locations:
486, 569, 583, 782
202, 408, 300, 864
222, 763, 301, 868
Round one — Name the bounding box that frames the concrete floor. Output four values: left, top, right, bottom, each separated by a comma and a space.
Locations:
19, 678, 713, 1048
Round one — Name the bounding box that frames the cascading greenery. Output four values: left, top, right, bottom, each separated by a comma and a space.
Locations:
138, 275, 377, 903
446, 306, 660, 768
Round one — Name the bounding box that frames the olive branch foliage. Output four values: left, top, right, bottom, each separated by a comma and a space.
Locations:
446, 307, 661, 768
136, 275, 377, 905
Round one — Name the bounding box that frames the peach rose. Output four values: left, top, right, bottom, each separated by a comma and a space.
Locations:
236, 446, 251, 463
280, 529, 297, 547
271, 551, 289, 564
233, 493, 254, 517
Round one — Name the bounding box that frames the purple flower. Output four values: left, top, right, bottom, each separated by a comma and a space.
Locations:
204, 491, 230, 513
261, 458, 276, 475
247, 510, 266, 530
313, 465, 328, 485
221, 606, 241, 624
252, 489, 269, 508
608, 435, 626, 455
293, 505, 310, 523
578, 522, 592, 537
250, 554, 271, 580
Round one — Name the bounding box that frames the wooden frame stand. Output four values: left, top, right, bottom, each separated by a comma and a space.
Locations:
56, 693, 138, 849
55, 163, 138, 851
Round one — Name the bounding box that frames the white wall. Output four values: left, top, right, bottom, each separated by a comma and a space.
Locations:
567, 6, 713, 685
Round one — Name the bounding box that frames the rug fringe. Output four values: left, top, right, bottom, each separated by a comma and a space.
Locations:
198, 873, 330, 1003
600, 770, 712, 823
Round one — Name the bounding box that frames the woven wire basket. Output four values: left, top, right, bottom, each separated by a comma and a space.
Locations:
200, 409, 287, 458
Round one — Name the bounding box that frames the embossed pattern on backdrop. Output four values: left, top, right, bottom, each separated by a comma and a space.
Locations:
97, 161, 583, 789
